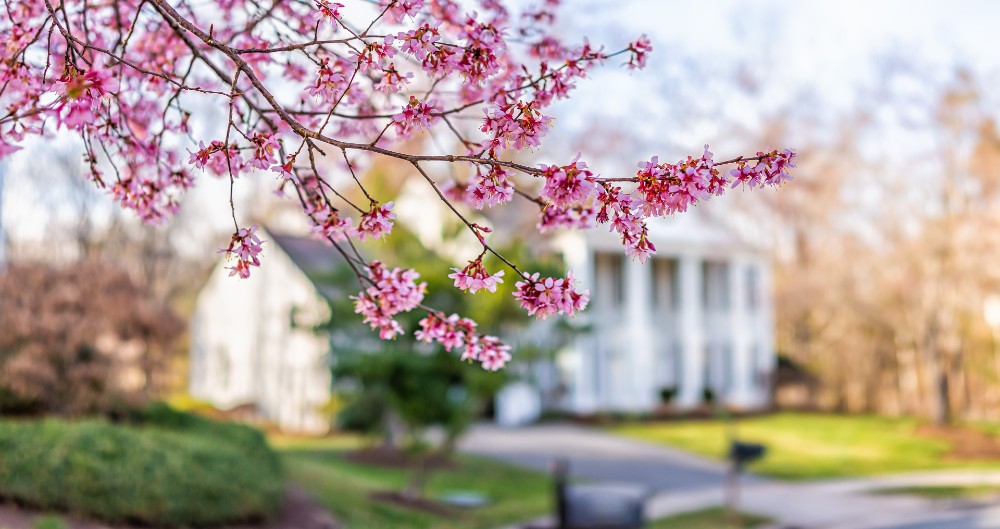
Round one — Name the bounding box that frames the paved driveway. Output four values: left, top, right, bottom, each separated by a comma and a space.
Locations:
460, 423, 734, 493
462, 423, 1000, 529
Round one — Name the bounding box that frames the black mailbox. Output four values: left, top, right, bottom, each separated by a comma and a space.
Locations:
553, 459, 646, 529
729, 441, 766, 471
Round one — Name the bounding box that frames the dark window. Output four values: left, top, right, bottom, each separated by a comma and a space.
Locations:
594, 251, 625, 309
702, 261, 730, 311
747, 266, 760, 311
651, 257, 679, 311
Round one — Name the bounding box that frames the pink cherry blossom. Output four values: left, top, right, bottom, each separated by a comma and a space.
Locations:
219, 225, 265, 279
355, 201, 396, 241
416, 312, 477, 351
627, 34, 653, 69
537, 203, 597, 233
464, 335, 512, 371
188, 140, 244, 177
539, 155, 598, 208
397, 26, 440, 60
315, 0, 345, 26
513, 271, 590, 319
307, 57, 349, 103
415, 312, 510, 370
481, 101, 553, 154
449, 258, 505, 293
312, 208, 354, 242
392, 96, 438, 137
382, 0, 425, 22
248, 133, 280, 171
729, 149, 797, 188
352, 261, 427, 339
468, 165, 515, 209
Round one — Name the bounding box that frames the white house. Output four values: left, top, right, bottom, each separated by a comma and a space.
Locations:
190, 213, 775, 431
189, 230, 338, 434
548, 209, 775, 414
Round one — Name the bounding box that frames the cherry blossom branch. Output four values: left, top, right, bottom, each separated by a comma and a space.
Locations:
0, 0, 795, 371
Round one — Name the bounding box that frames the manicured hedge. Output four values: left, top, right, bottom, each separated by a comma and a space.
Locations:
0, 406, 282, 527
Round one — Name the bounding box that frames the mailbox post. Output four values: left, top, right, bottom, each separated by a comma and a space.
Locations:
726, 440, 767, 526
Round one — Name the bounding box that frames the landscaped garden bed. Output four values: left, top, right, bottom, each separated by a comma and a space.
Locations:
276, 436, 551, 529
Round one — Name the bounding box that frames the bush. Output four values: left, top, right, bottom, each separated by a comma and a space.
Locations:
659, 386, 678, 404
0, 408, 282, 527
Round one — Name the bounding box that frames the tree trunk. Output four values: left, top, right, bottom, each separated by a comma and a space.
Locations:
932, 369, 952, 425
403, 451, 430, 500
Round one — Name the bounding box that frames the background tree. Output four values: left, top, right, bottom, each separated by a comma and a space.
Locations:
0, 260, 185, 415
757, 64, 1000, 422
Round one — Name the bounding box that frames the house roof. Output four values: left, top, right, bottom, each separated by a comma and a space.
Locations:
268, 232, 350, 300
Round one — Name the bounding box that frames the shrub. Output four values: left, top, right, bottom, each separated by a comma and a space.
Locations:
135, 402, 280, 469
0, 410, 282, 527
659, 386, 679, 404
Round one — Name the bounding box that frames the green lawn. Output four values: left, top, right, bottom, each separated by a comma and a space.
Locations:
612, 413, 1000, 480
648, 507, 771, 529
276, 437, 551, 529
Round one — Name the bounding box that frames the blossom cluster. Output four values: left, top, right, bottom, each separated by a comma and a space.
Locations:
312, 208, 354, 242
189, 141, 244, 177
729, 149, 797, 188
539, 155, 597, 208
55, 66, 117, 129
355, 201, 397, 242
416, 312, 512, 370
596, 185, 655, 263
467, 165, 515, 209
392, 96, 439, 137
352, 261, 427, 339
513, 272, 590, 319
481, 101, 553, 154
219, 226, 265, 279
449, 257, 505, 293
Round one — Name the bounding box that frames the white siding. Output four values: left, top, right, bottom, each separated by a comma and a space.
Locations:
190, 230, 332, 434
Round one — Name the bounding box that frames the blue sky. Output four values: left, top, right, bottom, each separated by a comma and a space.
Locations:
548, 0, 1000, 169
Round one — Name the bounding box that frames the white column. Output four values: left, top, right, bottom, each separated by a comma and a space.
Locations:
729, 258, 752, 407
758, 261, 777, 407
626, 256, 655, 411
561, 236, 595, 413
677, 254, 705, 408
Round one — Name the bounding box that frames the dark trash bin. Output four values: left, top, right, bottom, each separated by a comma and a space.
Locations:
553, 459, 647, 529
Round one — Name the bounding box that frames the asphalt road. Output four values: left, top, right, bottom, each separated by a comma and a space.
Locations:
459, 423, 739, 493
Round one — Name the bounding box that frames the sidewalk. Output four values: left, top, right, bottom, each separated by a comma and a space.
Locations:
646, 470, 1000, 529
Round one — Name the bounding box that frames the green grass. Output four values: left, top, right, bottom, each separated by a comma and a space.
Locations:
31, 516, 66, 529
612, 413, 1000, 480
875, 485, 1000, 500
648, 507, 771, 529
278, 437, 551, 529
